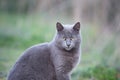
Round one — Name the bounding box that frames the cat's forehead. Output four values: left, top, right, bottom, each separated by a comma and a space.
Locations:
61, 24, 76, 36
63, 24, 74, 30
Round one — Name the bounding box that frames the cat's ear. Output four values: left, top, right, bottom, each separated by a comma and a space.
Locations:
73, 22, 80, 32
56, 22, 64, 31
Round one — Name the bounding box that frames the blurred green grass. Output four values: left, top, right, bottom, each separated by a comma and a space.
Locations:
0, 13, 119, 80
0, 13, 56, 80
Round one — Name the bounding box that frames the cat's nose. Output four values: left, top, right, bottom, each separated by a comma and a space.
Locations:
67, 44, 70, 47
66, 39, 71, 47
66, 42, 71, 47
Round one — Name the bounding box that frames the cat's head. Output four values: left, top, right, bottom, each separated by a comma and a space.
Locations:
55, 22, 81, 51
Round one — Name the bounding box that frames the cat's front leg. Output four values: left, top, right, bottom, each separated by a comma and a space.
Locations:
56, 72, 70, 80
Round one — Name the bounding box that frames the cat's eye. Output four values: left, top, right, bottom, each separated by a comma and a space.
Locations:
70, 37, 74, 40
63, 37, 66, 40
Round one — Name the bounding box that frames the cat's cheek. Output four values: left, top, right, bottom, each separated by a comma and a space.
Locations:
70, 43, 75, 48
62, 42, 66, 48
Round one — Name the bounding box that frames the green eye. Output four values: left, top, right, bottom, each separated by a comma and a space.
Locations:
63, 37, 66, 40
70, 37, 74, 40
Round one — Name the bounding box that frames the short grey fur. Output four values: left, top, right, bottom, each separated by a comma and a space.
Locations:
7, 22, 81, 80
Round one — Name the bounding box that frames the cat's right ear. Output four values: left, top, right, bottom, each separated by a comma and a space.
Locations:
73, 22, 80, 32
56, 22, 64, 31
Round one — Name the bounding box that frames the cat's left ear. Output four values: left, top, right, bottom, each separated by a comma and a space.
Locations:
73, 22, 80, 32
56, 22, 64, 31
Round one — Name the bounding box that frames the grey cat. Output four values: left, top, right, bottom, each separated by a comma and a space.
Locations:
7, 22, 81, 80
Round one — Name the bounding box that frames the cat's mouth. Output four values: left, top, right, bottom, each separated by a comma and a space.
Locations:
65, 46, 72, 51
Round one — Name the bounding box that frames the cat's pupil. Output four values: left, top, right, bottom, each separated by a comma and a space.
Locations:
63, 37, 66, 40
70, 37, 73, 40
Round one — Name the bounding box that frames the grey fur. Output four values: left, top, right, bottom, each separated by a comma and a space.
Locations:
7, 22, 81, 80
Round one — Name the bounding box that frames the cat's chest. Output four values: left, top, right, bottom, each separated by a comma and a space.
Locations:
51, 48, 80, 73
54, 50, 80, 66
62, 54, 79, 66
58, 54, 79, 73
